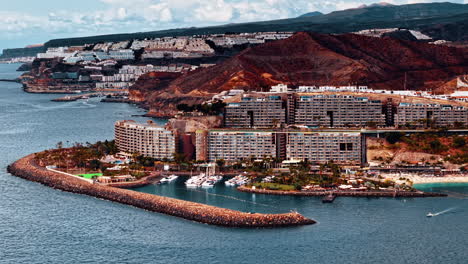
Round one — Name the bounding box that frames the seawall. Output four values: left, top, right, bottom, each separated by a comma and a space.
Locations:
7, 154, 315, 228
237, 186, 447, 197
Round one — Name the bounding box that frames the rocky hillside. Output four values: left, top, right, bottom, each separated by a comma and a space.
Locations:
367, 134, 467, 170
167, 32, 468, 92
130, 31, 468, 115
128, 72, 182, 103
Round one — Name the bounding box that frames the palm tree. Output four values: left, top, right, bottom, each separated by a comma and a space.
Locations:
173, 152, 187, 171
216, 159, 226, 172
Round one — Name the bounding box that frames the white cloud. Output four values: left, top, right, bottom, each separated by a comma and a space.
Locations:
194, 0, 234, 22
0, 0, 465, 49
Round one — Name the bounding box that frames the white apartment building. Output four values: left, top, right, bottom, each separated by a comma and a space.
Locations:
196, 129, 363, 164
286, 132, 362, 164
115, 120, 178, 160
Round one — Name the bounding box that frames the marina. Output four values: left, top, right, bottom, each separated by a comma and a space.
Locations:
185, 174, 223, 188
185, 163, 223, 188
8, 153, 315, 228
51, 92, 125, 102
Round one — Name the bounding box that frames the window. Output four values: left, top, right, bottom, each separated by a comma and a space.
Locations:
340, 143, 346, 151
340, 143, 354, 151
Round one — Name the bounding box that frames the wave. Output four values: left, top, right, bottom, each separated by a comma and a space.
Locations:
429, 207, 457, 217
0, 127, 31, 135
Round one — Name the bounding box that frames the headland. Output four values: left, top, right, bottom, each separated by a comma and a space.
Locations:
7, 153, 315, 228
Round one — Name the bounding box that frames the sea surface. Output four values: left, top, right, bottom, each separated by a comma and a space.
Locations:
1, 63, 467, 264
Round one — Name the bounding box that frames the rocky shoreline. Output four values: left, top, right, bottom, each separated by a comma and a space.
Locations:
7, 154, 315, 228
237, 186, 447, 198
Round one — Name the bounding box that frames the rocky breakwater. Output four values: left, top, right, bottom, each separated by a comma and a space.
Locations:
7, 154, 315, 228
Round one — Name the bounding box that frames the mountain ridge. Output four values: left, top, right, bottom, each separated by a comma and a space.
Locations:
3, 2, 468, 58
44, 2, 468, 47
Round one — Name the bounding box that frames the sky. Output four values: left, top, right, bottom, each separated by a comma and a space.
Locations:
0, 0, 466, 51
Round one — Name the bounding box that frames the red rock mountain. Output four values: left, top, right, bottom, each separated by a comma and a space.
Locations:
129, 72, 182, 103
132, 32, 468, 114
166, 32, 467, 93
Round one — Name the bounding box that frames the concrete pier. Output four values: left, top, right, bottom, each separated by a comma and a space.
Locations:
238, 186, 447, 198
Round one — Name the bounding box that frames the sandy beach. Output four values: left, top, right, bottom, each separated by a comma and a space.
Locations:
382, 173, 468, 185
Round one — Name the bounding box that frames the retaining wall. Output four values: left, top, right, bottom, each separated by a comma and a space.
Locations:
237, 186, 447, 197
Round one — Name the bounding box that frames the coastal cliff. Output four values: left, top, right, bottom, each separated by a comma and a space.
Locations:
7, 154, 315, 228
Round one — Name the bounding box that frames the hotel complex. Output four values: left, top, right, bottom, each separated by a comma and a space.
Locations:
114, 87, 466, 165
196, 130, 277, 161
196, 129, 363, 165
114, 120, 178, 160
293, 94, 385, 128
225, 94, 386, 128
224, 95, 286, 128
395, 103, 468, 128
286, 132, 362, 164
224, 92, 467, 129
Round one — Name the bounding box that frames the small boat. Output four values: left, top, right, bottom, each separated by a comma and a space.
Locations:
322, 193, 336, 203
426, 213, 435, 217
185, 174, 205, 188
166, 174, 178, 182
208, 175, 222, 182
225, 175, 250, 186
160, 174, 178, 183
225, 179, 236, 186
201, 180, 215, 188
185, 178, 200, 188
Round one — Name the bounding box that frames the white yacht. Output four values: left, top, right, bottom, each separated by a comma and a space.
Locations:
225, 179, 236, 186
201, 180, 215, 188
185, 174, 205, 188
225, 175, 250, 186
166, 174, 178, 182
160, 174, 178, 183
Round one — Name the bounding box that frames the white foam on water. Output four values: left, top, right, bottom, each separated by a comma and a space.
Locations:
179, 187, 275, 208
430, 207, 457, 216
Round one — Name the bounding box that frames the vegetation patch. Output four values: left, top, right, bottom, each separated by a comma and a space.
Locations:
253, 182, 296, 191
77, 173, 103, 179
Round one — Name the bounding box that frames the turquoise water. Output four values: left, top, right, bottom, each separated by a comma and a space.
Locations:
1, 63, 468, 263
415, 182, 468, 189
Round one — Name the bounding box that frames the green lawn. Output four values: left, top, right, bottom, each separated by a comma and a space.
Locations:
253, 182, 296, 191
77, 173, 103, 179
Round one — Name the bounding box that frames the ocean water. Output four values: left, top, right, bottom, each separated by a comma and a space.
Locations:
1, 63, 467, 264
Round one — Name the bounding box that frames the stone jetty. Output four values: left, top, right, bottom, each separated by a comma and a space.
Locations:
7, 154, 315, 228
238, 186, 447, 198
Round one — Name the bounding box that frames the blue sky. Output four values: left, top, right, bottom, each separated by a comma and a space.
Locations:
0, 0, 465, 52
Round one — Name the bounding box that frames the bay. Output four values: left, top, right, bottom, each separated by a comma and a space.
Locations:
0, 63, 467, 264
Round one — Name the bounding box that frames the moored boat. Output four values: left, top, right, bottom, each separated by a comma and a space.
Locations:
225, 175, 250, 186
160, 174, 179, 183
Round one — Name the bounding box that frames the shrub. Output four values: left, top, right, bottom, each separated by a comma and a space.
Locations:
429, 139, 448, 153
453, 136, 466, 148
385, 132, 404, 144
